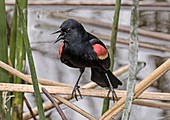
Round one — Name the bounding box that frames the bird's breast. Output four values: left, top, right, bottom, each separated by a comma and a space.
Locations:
59, 43, 91, 67
59, 42, 64, 58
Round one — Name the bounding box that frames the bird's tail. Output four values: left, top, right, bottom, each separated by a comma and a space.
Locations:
91, 68, 122, 88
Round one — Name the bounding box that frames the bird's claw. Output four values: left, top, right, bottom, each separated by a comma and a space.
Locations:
72, 85, 83, 101
107, 88, 118, 102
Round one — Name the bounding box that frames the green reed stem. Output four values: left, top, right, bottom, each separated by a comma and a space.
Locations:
16, 0, 46, 119
11, 2, 25, 119
102, 0, 122, 114
0, 0, 10, 119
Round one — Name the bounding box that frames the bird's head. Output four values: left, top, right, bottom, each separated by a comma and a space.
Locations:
52, 19, 85, 44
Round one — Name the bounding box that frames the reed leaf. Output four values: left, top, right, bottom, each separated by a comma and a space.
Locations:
16, 0, 46, 119
0, 0, 10, 119
10, 5, 17, 68
11, 2, 26, 119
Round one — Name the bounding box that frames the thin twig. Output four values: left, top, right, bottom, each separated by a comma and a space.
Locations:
23, 95, 37, 120
23, 101, 55, 120
53, 95, 96, 120
42, 87, 67, 120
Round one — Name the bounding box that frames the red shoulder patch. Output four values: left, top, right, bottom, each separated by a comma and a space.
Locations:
59, 42, 64, 58
92, 44, 108, 60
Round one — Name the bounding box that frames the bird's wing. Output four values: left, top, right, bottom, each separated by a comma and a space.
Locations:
87, 38, 110, 70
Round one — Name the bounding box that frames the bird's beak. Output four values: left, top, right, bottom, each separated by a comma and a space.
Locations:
51, 28, 61, 35
52, 28, 65, 44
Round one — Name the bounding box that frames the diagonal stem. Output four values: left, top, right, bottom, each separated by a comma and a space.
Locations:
99, 59, 170, 120
42, 87, 67, 120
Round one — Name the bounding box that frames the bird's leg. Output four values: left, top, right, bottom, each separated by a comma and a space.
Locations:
107, 87, 118, 102
106, 74, 118, 102
72, 68, 85, 101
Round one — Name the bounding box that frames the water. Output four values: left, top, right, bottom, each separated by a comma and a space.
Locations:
6, 1, 170, 120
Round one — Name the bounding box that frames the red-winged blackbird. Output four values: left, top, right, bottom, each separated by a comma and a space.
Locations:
53, 19, 122, 101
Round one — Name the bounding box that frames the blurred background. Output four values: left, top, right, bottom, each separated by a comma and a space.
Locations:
5, 0, 170, 119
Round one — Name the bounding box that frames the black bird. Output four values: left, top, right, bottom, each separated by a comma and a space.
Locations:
53, 19, 122, 101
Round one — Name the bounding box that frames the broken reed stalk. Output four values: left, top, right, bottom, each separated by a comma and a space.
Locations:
0, 83, 170, 119
99, 59, 170, 120
53, 95, 96, 120
50, 12, 170, 42
42, 88, 67, 120
0, 82, 170, 119
0, 83, 170, 101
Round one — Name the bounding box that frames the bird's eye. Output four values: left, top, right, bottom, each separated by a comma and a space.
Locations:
66, 28, 70, 32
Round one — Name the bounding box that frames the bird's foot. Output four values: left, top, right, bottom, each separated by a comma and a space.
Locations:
107, 88, 118, 102
72, 85, 83, 101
